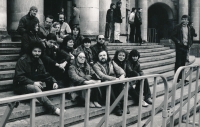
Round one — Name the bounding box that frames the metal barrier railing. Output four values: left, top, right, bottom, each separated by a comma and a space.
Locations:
0, 74, 169, 127
147, 28, 157, 43
169, 64, 200, 127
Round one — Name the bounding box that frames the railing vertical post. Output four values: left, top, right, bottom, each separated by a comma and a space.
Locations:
150, 77, 157, 127
60, 93, 65, 127
84, 89, 91, 127
193, 67, 199, 127
162, 77, 169, 127
30, 98, 36, 127
178, 69, 186, 127
105, 85, 111, 127
122, 82, 129, 127
186, 67, 193, 127
137, 79, 144, 127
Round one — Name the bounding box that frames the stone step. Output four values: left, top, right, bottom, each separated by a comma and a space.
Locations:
0, 62, 16, 70
0, 48, 21, 54
109, 49, 175, 58
107, 43, 158, 46
0, 70, 15, 80
107, 47, 170, 54
107, 45, 163, 50
0, 41, 21, 48
0, 54, 19, 62
0, 80, 13, 91
7, 70, 198, 127
68, 73, 200, 127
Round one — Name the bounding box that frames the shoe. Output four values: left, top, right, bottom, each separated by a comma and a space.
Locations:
145, 98, 152, 105
93, 102, 102, 108
115, 108, 123, 116
142, 100, 149, 107
90, 102, 95, 108
54, 108, 66, 116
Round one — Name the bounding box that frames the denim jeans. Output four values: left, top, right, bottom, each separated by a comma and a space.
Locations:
15, 84, 56, 113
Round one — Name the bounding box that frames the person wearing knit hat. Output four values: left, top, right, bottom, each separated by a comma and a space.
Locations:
106, 3, 116, 43
17, 6, 39, 36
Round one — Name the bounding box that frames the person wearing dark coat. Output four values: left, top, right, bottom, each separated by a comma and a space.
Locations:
13, 41, 62, 116
91, 35, 108, 63
113, 1, 124, 43
71, 26, 84, 49
170, 15, 192, 82
134, 8, 143, 45
20, 19, 43, 55
73, 38, 94, 65
113, 49, 151, 107
126, 49, 152, 106
106, 3, 116, 43
56, 36, 75, 87
17, 6, 39, 36
68, 51, 102, 108
70, 3, 80, 28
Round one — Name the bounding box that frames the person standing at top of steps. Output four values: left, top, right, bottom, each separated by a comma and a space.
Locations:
91, 35, 108, 63
171, 15, 192, 83
17, 6, 39, 36
13, 41, 62, 116
129, 8, 137, 43
113, 1, 124, 43
106, 3, 116, 43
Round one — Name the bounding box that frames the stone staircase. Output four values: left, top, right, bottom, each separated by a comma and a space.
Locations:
0, 39, 199, 127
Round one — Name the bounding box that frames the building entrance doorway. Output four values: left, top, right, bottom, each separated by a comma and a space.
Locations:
148, 3, 174, 43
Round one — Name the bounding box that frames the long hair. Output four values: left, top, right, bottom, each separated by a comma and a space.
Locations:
27, 19, 39, 32
113, 48, 129, 63
28, 41, 45, 56
71, 25, 81, 37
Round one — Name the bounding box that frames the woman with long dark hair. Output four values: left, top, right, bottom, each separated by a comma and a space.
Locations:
71, 25, 84, 49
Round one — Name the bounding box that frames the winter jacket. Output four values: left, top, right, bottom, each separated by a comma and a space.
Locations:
17, 13, 39, 36
113, 7, 122, 23
93, 61, 125, 82
13, 54, 56, 88
191, 27, 197, 42
68, 60, 96, 86
73, 35, 84, 49
134, 12, 142, 25
106, 9, 114, 23
126, 60, 144, 77
170, 24, 192, 50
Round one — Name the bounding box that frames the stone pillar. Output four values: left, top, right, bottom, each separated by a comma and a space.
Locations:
138, 0, 148, 41
7, 0, 44, 32
74, 0, 99, 36
0, 0, 7, 34
191, 0, 200, 41
66, 0, 72, 23
99, 0, 111, 35
120, 0, 126, 35
178, 0, 188, 23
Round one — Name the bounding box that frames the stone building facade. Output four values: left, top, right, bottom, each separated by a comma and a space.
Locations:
0, 0, 199, 41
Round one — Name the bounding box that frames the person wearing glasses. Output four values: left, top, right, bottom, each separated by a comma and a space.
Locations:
91, 35, 108, 63
68, 51, 102, 108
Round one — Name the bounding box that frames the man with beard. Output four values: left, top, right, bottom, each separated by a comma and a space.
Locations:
13, 41, 62, 115
17, 6, 39, 36
91, 35, 108, 63
58, 13, 71, 39
39, 15, 54, 38
93, 50, 129, 116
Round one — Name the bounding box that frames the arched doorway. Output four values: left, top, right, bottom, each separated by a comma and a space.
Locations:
148, 3, 174, 43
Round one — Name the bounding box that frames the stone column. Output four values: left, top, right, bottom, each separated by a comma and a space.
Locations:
191, 0, 200, 41
99, 0, 111, 35
178, 0, 188, 23
120, 0, 126, 35
7, 0, 44, 32
0, 0, 7, 34
138, 0, 148, 41
66, 0, 72, 23
74, 0, 99, 36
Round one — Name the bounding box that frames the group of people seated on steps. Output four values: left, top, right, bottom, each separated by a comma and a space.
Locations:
13, 6, 152, 116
